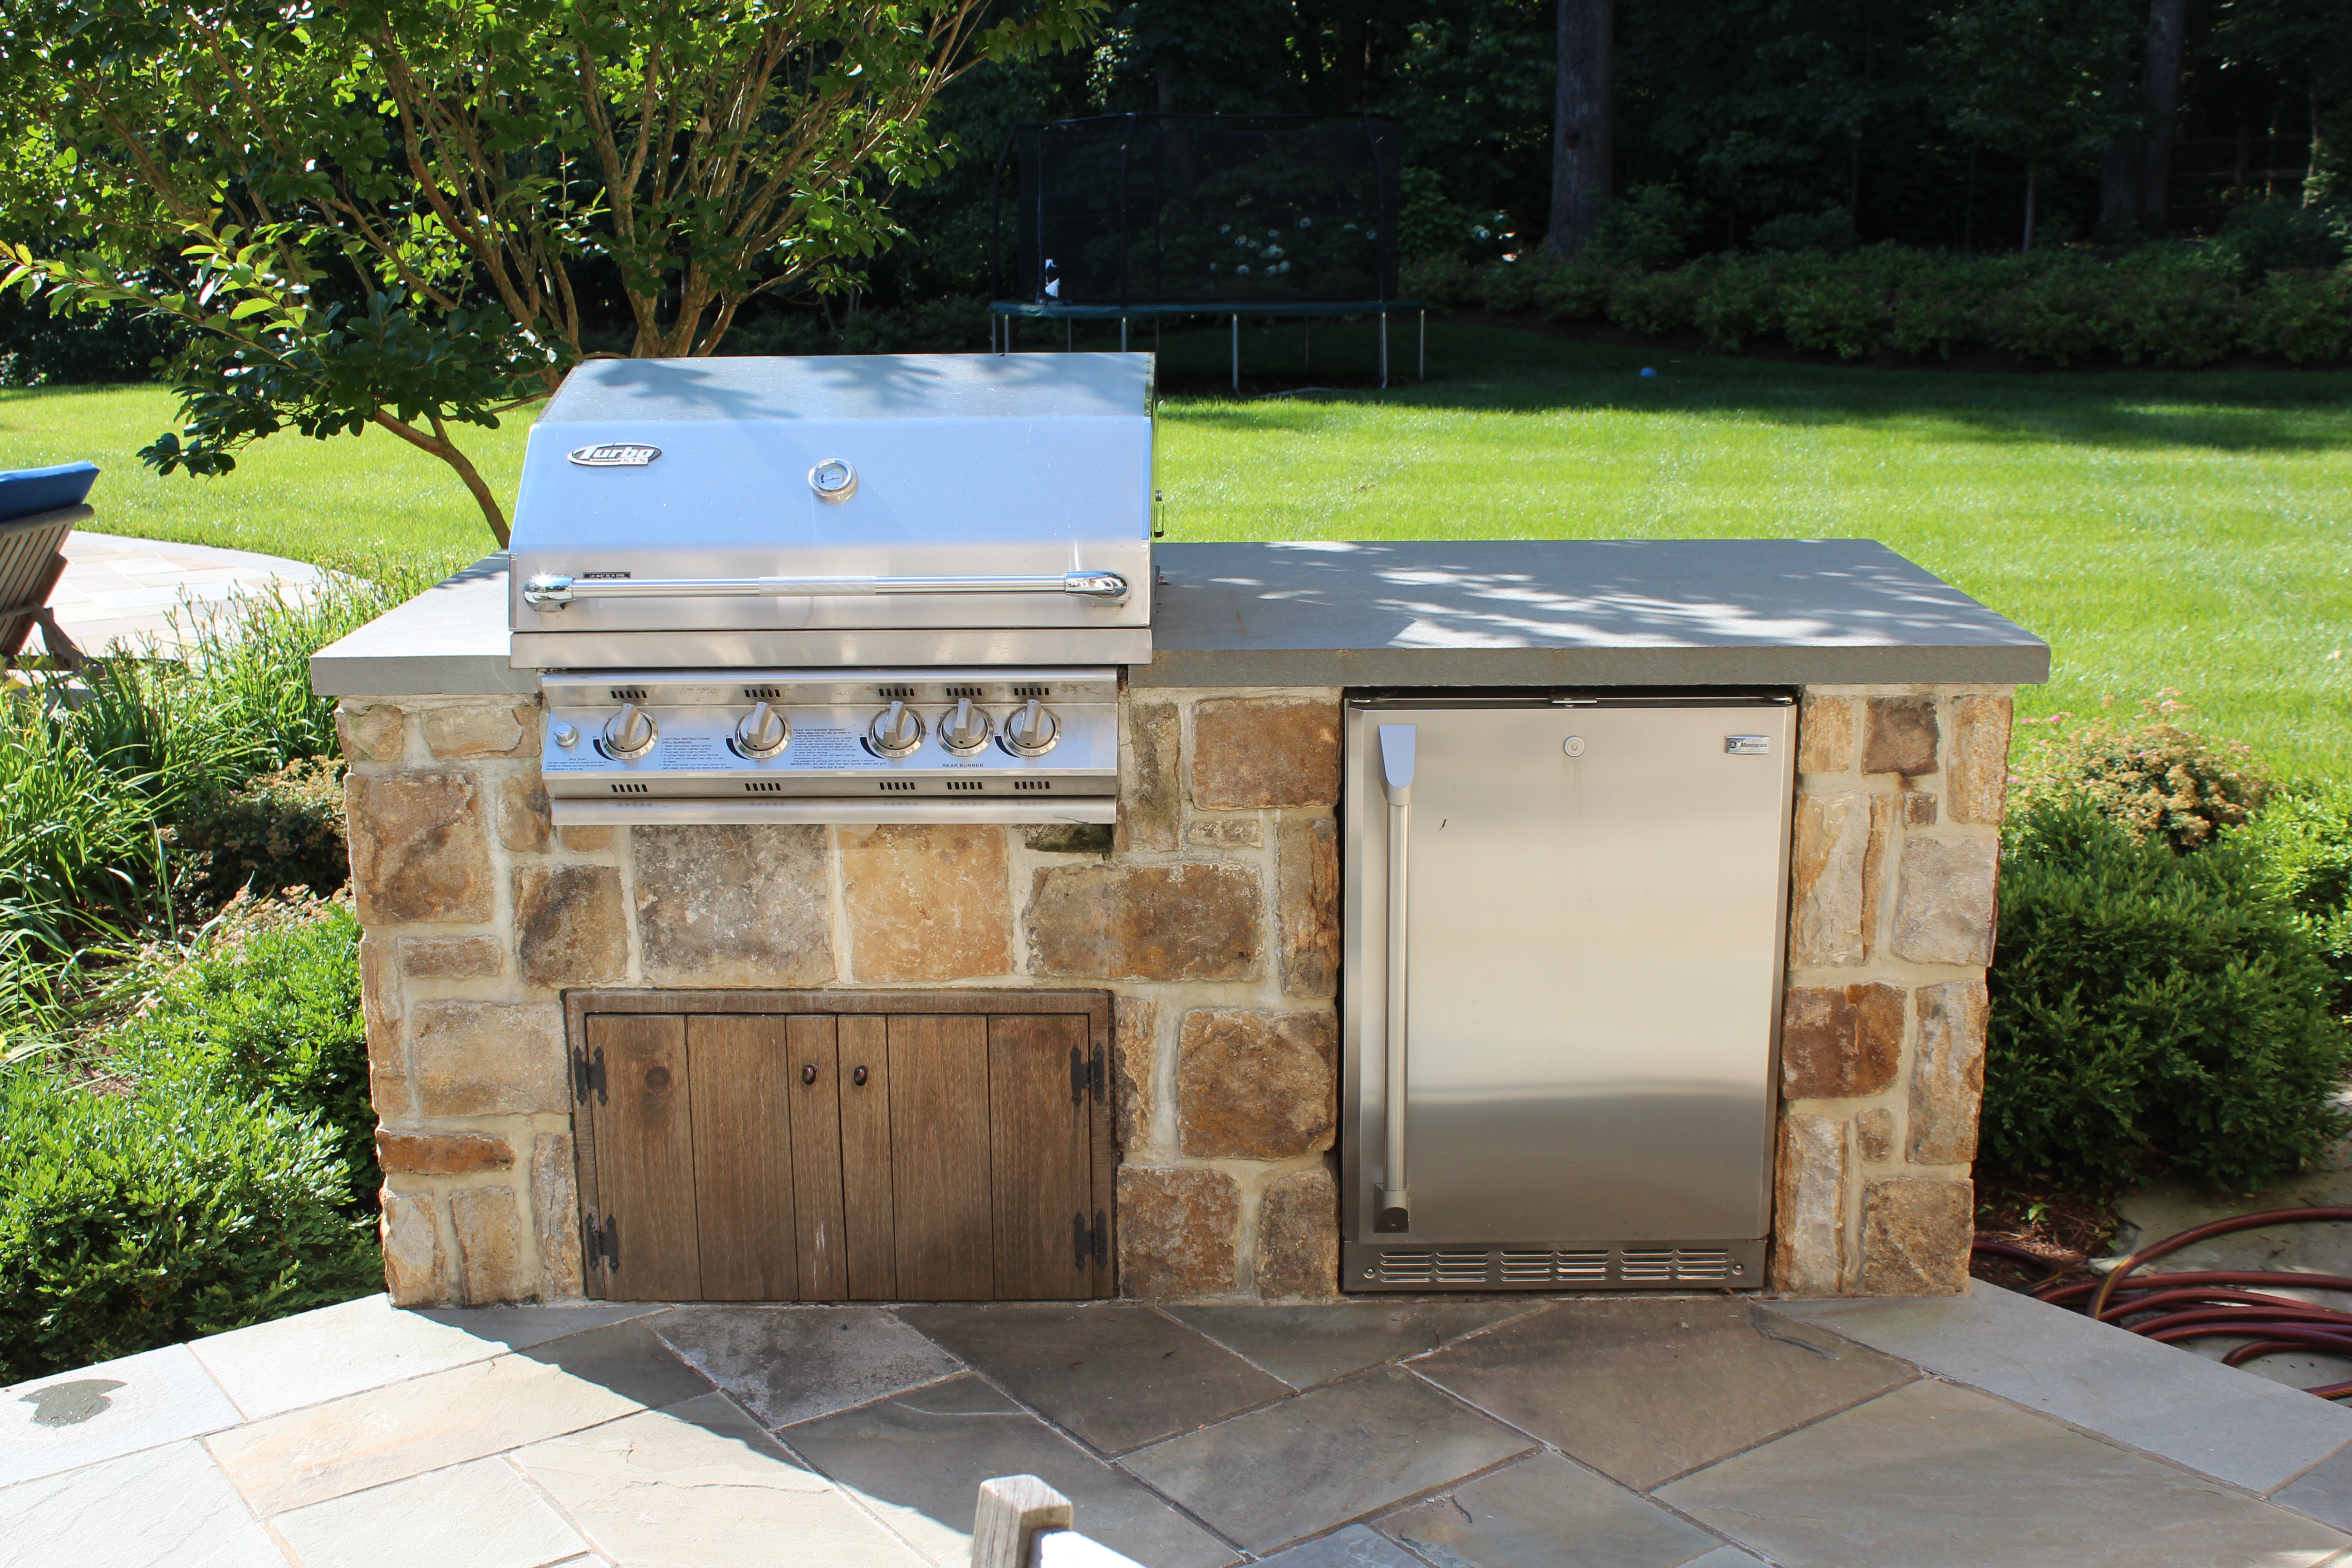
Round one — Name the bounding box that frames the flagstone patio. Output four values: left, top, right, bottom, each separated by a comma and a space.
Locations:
5, 1281, 2352, 1568
26, 530, 321, 661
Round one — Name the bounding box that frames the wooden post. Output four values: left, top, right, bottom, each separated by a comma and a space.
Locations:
972, 1475, 1073, 1568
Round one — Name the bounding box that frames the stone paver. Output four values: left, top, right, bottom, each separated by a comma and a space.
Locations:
1411, 1298, 1914, 1490
190, 1294, 660, 1421
1122, 1366, 1534, 1555
271, 1455, 589, 1568
1378, 1451, 1747, 1568
10, 1284, 2352, 1568
1163, 1302, 1540, 1390
1657, 1378, 2352, 1568
514, 1393, 927, 1567
206, 1320, 710, 1514
1253, 1524, 1428, 1568
0, 1438, 286, 1568
1, 1342, 245, 1486
1774, 1279, 2352, 1493
896, 1304, 1290, 1454
33, 530, 322, 659
782, 1372, 1235, 1568
650, 1307, 964, 1431
2276, 1443, 2352, 1531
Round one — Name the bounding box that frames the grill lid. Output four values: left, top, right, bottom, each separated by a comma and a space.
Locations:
507, 353, 1154, 667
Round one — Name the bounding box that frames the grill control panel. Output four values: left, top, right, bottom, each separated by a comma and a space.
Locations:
536, 666, 1117, 804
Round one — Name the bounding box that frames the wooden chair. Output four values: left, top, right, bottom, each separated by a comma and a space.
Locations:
0, 461, 99, 670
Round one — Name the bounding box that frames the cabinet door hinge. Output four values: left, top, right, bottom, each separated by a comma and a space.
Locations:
1089, 1044, 1106, 1102
1091, 1209, 1108, 1264
581, 1210, 618, 1274
1073, 1210, 1108, 1269
1073, 1043, 1107, 1106
573, 1045, 607, 1106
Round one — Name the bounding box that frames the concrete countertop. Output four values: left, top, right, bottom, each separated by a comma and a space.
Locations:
311, 540, 2048, 697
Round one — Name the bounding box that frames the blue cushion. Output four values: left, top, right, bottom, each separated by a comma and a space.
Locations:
0, 461, 99, 523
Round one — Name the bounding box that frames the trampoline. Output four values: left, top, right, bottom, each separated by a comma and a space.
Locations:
989, 113, 1426, 387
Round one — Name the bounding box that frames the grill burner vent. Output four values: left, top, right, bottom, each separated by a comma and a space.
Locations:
877, 685, 916, 700
743, 686, 782, 701
610, 782, 650, 795
1377, 1252, 1433, 1284
1013, 779, 1053, 791
945, 685, 983, 698
744, 781, 785, 793
946, 780, 985, 792
877, 780, 916, 792
1012, 685, 1052, 698
608, 686, 648, 701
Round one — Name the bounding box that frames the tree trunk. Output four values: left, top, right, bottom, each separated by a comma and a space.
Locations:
2096, 75, 2142, 240
2022, 167, 2037, 254
1544, 0, 1613, 256
2136, 0, 2189, 230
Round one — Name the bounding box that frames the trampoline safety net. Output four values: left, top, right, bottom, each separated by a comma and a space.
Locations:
994, 114, 1406, 310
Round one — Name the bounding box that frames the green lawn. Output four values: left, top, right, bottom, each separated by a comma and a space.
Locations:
5, 321, 2348, 774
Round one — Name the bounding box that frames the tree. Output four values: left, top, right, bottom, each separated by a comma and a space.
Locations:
0, 1, 1099, 546
1546, 0, 1614, 253
1935, 0, 2141, 250
2096, 0, 2189, 238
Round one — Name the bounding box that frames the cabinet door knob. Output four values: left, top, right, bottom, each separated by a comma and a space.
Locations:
853, 1065, 870, 1087
802, 1063, 818, 1085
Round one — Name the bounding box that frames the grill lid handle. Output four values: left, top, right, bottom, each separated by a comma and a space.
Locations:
521, 570, 1128, 610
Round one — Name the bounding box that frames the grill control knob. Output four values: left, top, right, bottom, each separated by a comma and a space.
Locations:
1002, 698, 1060, 758
735, 701, 790, 759
867, 700, 924, 758
939, 698, 992, 755
603, 702, 657, 760
552, 721, 579, 749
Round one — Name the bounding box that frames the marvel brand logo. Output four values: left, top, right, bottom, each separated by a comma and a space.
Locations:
567, 443, 662, 467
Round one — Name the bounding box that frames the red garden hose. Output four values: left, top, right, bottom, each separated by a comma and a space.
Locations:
1974, 1207, 2352, 1402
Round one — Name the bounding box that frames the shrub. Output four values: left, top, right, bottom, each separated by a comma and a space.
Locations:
2235, 779, 2352, 1014
1693, 256, 1786, 351
2008, 694, 2269, 853
2215, 198, 2349, 276
1529, 256, 1614, 322
1588, 185, 1704, 272
174, 757, 348, 902
1748, 205, 1861, 254
1983, 801, 2352, 1192
1607, 265, 1705, 335
2240, 269, 2352, 364
0, 1066, 377, 1383
103, 901, 374, 1195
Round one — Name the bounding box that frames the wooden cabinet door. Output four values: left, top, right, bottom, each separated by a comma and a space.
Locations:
989, 1014, 1097, 1300
582, 1014, 701, 1301
572, 990, 1112, 1303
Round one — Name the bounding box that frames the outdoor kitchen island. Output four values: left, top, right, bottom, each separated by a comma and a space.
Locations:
314, 536, 2048, 1312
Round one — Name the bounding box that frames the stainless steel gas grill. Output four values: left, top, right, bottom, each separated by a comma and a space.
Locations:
505, 353, 1152, 827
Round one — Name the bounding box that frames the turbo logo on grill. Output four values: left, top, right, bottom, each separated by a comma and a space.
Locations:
567, 444, 662, 467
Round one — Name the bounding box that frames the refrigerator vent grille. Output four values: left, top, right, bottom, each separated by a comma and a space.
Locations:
1374, 1247, 1737, 1287
1376, 1252, 1435, 1284
1435, 1252, 1491, 1284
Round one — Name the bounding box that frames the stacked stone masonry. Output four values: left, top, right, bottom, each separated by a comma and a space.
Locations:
340, 681, 2011, 1309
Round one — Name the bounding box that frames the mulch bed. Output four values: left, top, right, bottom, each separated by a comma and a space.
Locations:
1970, 1168, 2128, 1297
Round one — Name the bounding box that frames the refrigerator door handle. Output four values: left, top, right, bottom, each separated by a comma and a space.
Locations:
1376, 725, 1416, 1232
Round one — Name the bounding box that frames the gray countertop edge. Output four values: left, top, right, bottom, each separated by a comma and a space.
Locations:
311, 544, 2051, 697
314, 640, 2047, 698
1127, 643, 2049, 689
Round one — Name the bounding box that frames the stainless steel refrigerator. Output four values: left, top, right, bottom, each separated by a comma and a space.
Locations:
1341, 693, 1797, 1292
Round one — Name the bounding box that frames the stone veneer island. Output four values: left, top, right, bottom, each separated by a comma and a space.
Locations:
313, 540, 2048, 1309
